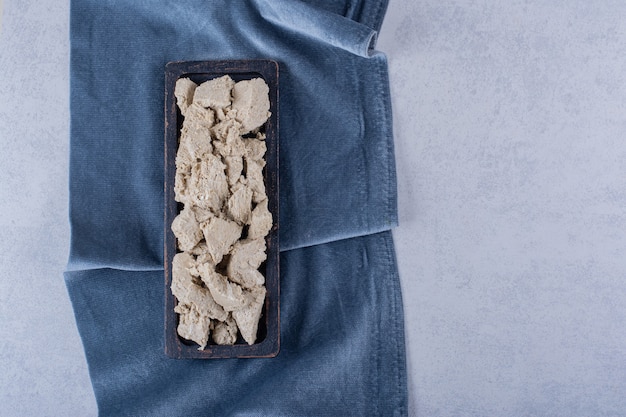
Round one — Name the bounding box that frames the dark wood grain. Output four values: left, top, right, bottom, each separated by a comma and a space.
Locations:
164, 60, 280, 359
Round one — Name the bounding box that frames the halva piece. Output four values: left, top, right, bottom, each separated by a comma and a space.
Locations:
212, 315, 238, 345
175, 303, 211, 350
193, 75, 235, 109
174, 78, 197, 116
188, 154, 229, 212
227, 238, 267, 289
248, 199, 273, 240
171, 206, 202, 252
201, 216, 242, 264
171, 253, 228, 322
227, 183, 253, 225
232, 286, 267, 345
199, 264, 248, 312
232, 78, 271, 133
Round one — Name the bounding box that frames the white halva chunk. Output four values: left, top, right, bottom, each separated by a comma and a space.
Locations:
244, 136, 267, 161
184, 103, 215, 129
172, 254, 216, 349
193, 75, 235, 109
227, 238, 267, 289
198, 264, 247, 312
231, 78, 271, 133
212, 118, 246, 157
174, 78, 197, 116
232, 286, 266, 345
175, 140, 195, 169
248, 199, 273, 240
174, 165, 191, 205
171, 253, 228, 322
227, 183, 253, 224
171, 206, 203, 252
175, 303, 211, 350
224, 156, 243, 186
230, 268, 265, 291
211, 314, 238, 345
191, 206, 215, 223
245, 156, 267, 203
180, 123, 213, 161
188, 154, 229, 212
201, 216, 242, 264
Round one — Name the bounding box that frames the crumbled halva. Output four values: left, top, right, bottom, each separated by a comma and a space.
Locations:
174, 166, 191, 205
244, 135, 267, 161
229, 268, 265, 291
212, 118, 246, 157
175, 139, 195, 169
175, 303, 211, 349
171, 75, 273, 348
191, 206, 215, 223
171, 253, 228, 322
184, 103, 215, 129
199, 264, 248, 312
212, 315, 238, 345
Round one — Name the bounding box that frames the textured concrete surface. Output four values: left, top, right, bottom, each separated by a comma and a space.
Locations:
378, 1, 626, 416
1, 1, 625, 416
0, 1, 98, 416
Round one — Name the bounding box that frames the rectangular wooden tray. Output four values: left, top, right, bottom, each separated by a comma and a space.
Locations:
164, 60, 279, 359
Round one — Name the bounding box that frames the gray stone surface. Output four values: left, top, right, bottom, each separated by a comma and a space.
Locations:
0, 1, 97, 416
1, 0, 625, 416
378, 1, 626, 416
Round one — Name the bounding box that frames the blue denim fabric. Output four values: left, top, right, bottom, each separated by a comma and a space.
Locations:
67, 0, 406, 415
66, 232, 405, 416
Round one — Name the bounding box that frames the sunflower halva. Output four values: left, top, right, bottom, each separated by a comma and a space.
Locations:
171, 75, 272, 349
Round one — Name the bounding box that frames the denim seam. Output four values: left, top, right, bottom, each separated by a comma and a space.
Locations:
352, 60, 368, 236
378, 58, 392, 229
387, 233, 408, 416
371, 54, 396, 231
386, 233, 399, 416
382, 57, 398, 228
373, 235, 382, 417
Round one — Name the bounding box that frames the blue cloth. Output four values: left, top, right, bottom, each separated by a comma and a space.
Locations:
66, 0, 407, 415
66, 232, 405, 416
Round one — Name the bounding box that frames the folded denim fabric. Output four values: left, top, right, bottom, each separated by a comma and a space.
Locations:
67, 0, 407, 415
68, 0, 397, 270
299, 0, 389, 31
66, 232, 406, 416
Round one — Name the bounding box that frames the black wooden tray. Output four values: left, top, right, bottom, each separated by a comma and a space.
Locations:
164, 60, 279, 358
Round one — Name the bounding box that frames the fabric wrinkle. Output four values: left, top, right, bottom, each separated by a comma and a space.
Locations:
255, 0, 377, 58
